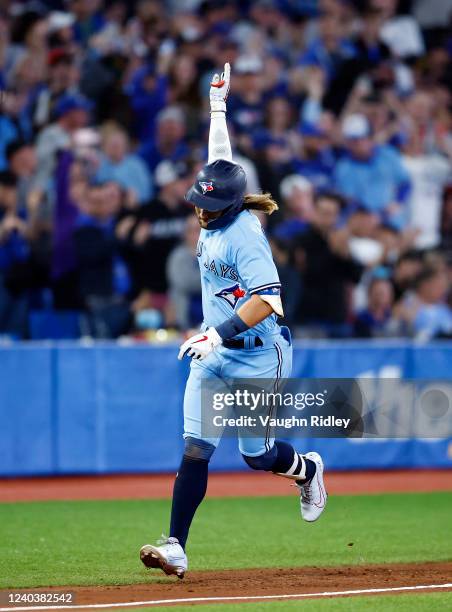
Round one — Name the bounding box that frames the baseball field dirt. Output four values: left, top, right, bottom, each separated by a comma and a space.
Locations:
1, 468, 451, 502
1, 562, 452, 609
0, 471, 451, 610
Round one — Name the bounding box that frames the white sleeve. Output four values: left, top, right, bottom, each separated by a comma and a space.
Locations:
208, 111, 232, 164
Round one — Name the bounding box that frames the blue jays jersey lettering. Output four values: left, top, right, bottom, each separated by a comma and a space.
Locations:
197, 210, 281, 337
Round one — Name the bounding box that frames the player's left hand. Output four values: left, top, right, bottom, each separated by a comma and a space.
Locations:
178, 328, 222, 360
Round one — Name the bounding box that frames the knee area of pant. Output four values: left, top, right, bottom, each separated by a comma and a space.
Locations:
242, 446, 277, 471
184, 436, 215, 461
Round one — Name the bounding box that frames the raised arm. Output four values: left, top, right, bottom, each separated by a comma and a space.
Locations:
208, 63, 232, 164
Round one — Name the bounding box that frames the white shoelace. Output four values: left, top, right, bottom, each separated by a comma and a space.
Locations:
157, 534, 179, 546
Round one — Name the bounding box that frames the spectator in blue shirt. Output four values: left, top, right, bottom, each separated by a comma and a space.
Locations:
252, 95, 299, 198
324, 5, 392, 114
298, 10, 356, 82
294, 121, 336, 190
73, 181, 131, 338
253, 96, 297, 149
272, 174, 314, 241
227, 56, 266, 152
354, 274, 394, 338
124, 64, 168, 143
334, 114, 411, 228
96, 124, 153, 205
138, 106, 189, 175
71, 1, 106, 47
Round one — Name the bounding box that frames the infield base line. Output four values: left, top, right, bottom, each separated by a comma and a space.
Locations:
1, 582, 452, 611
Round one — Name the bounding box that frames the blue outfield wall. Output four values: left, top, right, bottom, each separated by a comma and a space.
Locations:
0, 341, 452, 476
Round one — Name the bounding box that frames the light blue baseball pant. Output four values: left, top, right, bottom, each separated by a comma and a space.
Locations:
183, 327, 293, 457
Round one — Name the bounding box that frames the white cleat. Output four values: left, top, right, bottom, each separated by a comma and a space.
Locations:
298, 452, 328, 522
140, 536, 188, 579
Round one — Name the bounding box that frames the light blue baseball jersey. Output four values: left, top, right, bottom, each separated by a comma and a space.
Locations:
196, 210, 281, 338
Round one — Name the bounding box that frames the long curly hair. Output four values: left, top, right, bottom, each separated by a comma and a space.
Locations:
242, 193, 279, 215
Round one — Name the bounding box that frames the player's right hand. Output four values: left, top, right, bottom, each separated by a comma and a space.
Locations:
210, 62, 230, 113
178, 327, 222, 361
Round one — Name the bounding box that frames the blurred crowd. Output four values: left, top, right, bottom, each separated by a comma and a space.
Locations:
0, 0, 452, 341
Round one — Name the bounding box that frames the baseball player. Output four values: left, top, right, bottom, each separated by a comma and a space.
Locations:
140, 64, 327, 579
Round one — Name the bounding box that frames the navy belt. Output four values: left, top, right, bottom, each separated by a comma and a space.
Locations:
223, 336, 263, 350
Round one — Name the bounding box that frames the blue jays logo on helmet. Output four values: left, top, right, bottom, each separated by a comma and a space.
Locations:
215, 284, 246, 309
199, 181, 214, 194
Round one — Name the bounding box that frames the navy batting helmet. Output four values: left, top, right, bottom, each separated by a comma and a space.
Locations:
185, 160, 247, 212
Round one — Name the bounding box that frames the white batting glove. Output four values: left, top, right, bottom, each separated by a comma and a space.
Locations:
210, 62, 231, 113
178, 327, 222, 361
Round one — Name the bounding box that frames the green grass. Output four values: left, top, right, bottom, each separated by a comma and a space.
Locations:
0, 492, 451, 588
136, 592, 452, 612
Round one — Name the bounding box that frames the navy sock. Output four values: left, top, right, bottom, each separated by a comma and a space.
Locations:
296, 459, 316, 484
169, 455, 208, 550
271, 440, 296, 472
272, 440, 316, 482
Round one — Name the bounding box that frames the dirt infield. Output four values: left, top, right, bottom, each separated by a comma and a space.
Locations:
1, 562, 451, 609
1, 469, 451, 503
